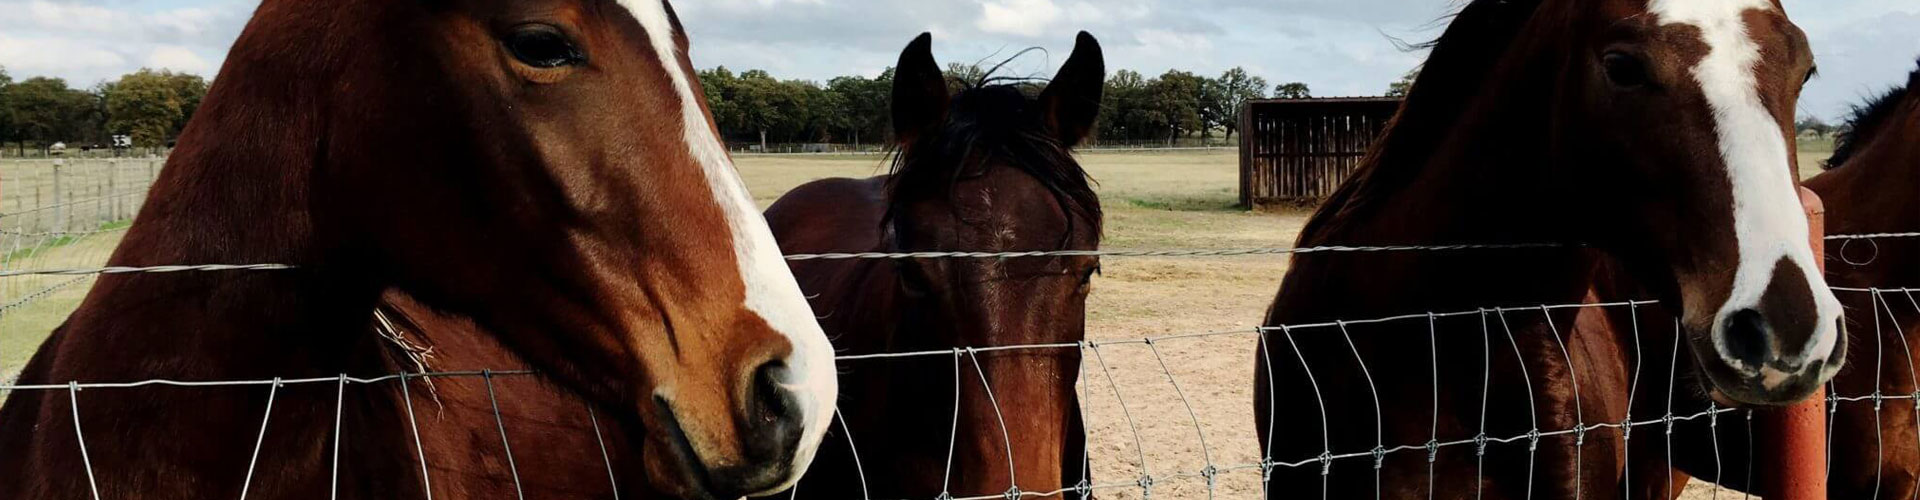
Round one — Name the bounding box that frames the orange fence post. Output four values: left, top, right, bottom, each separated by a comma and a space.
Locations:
1757, 187, 1829, 500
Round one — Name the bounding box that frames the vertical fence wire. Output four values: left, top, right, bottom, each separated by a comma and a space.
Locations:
1144, 339, 1217, 499
961, 348, 1019, 498
1474, 311, 1491, 500
1665, 322, 1681, 498
1087, 342, 1152, 498
1622, 303, 1643, 496
329, 374, 346, 500
481, 370, 526, 500
1540, 307, 1584, 500
1493, 310, 1540, 499
1425, 314, 1440, 500
941, 350, 963, 498
67, 382, 101, 500
399, 373, 434, 500
1278, 325, 1331, 500
586, 404, 622, 500
238, 378, 282, 500
1333, 322, 1385, 500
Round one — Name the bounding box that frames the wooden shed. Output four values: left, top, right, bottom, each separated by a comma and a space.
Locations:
1238, 97, 1402, 207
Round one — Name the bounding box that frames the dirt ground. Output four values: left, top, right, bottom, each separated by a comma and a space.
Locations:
0, 149, 1786, 498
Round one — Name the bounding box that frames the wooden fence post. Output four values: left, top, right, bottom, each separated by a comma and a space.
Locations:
1757, 187, 1829, 500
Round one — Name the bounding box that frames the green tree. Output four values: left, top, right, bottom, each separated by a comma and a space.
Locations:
1386, 69, 1419, 98
1203, 68, 1269, 140
5, 76, 99, 153
826, 70, 891, 147
1795, 116, 1835, 138
945, 63, 988, 93
1099, 69, 1152, 142
1146, 70, 1206, 146
105, 69, 199, 148
1274, 82, 1312, 99
698, 66, 744, 140
0, 66, 14, 154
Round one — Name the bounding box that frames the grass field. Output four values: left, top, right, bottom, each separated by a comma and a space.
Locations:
0, 148, 1834, 498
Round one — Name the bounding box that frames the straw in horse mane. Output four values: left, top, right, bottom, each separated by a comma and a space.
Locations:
1827, 57, 1920, 169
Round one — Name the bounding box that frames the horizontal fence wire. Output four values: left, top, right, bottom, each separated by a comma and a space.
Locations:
2, 232, 1914, 279
2, 219, 1914, 498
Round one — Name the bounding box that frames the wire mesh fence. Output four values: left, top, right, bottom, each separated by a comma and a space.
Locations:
2, 161, 1918, 498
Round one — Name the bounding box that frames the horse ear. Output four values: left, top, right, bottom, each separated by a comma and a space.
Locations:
1039, 31, 1106, 147
892, 33, 948, 145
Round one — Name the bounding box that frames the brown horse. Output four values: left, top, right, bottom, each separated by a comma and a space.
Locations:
1661, 57, 1920, 498
0, 0, 840, 499
765, 33, 1106, 500
1256, 0, 1840, 498
1811, 57, 1920, 499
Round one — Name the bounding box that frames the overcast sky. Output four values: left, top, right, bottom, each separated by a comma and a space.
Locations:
1, 0, 1914, 121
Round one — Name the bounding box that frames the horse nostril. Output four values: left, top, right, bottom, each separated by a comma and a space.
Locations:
1722, 308, 1772, 369
750, 361, 806, 446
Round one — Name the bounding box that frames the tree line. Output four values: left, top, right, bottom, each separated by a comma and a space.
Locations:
0, 66, 208, 155
0, 62, 1413, 156
700, 64, 1332, 150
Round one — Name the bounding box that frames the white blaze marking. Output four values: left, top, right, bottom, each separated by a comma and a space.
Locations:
619, 0, 839, 487
1649, 0, 1841, 376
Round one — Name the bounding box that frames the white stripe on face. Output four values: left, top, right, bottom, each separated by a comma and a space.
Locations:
617, 0, 839, 485
1648, 0, 1841, 376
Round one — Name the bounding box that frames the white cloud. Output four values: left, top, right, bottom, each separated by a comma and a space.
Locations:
146, 45, 212, 74
977, 0, 1064, 37
0, 0, 248, 86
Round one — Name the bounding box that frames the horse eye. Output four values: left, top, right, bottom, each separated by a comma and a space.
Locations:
504, 26, 585, 69
1603, 52, 1651, 89
1804, 65, 1819, 85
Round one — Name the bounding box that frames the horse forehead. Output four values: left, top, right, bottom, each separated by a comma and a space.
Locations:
1646, 0, 1775, 29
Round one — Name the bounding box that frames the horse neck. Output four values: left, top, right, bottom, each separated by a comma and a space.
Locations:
1811, 115, 1920, 289
53, 45, 390, 383
1286, 78, 1594, 322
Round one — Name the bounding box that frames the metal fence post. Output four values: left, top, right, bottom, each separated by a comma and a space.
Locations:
52, 159, 65, 232
108, 160, 118, 221
1757, 187, 1829, 500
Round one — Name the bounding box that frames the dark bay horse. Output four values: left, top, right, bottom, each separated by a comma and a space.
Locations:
0, 0, 839, 498
1256, 0, 1840, 498
1662, 56, 1920, 498
765, 33, 1106, 500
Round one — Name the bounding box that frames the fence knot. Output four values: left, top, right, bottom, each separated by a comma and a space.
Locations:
1525, 429, 1541, 452
1621, 420, 1634, 441
1201, 465, 1220, 482
1073, 480, 1093, 499
1474, 434, 1489, 457
1574, 426, 1587, 446
1002, 486, 1023, 500
936, 493, 955, 500
1874, 391, 1886, 410
1260, 458, 1276, 481
1370, 446, 1387, 469
1136, 474, 1156, 492
1317, 451, 1335, 475
1425, 440, 1440, 463
1661, 413, 1675, 435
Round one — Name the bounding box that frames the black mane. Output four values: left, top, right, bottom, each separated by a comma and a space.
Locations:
886, 83, 1102, 238
1827, 58, 1919, 169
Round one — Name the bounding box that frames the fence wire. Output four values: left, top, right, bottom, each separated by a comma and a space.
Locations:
2, 161, 1917, 498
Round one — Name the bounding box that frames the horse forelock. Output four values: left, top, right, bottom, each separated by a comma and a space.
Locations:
886, 85, 1102, 246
